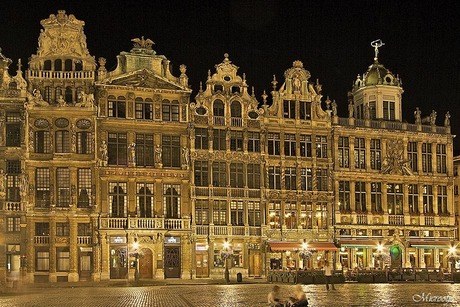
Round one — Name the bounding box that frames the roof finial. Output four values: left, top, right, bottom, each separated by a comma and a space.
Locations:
271, 75, 278, 91
371, 39, 385, 62
262, 90, 268, 106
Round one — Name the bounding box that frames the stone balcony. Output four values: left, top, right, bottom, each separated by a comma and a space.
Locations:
27, 70, 95, 80
1, 201, 24, 212
99, 216, 191, 230
194, 225, 261, 237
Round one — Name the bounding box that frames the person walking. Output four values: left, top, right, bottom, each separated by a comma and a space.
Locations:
323, 260, 336, 291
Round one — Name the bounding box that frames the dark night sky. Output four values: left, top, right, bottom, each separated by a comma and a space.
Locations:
1, 1, 460, 151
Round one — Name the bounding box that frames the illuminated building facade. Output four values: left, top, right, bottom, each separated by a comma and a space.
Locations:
0, 11, 457, 285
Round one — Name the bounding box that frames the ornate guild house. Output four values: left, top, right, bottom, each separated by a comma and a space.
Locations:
0, 11, 457, 285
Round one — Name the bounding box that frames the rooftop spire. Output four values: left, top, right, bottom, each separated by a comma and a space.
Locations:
370, 39, 385, 62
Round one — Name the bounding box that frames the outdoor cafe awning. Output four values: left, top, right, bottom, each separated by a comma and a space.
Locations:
409, 241, 451, 249
268, 241, 338, 252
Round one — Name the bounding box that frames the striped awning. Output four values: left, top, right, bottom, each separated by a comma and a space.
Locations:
409, 241, 452, 249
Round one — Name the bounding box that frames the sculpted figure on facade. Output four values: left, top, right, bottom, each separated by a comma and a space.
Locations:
155, 144, 162, 164
0, 168, 5, 194
348, 101, 354, 118
430, 110, 437, 125
128, 143, 136, 164
181, 146, 189, 167
444, 111, 450, 127
27, 89, 49, 106
19, 170, 29, 198
414, 107, 421, 124
100, 141, 108, 165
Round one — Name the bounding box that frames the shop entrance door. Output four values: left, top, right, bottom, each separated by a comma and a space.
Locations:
249, 250, 262, 277
139, 248, 153, 279
110, 246, 128, 279
195, 252, 209, 278
164, 246, 180, 278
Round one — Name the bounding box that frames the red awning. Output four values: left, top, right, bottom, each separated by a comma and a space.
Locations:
268, 241, 301, 252
409, 241, 452, 249
268, 241, 338, 252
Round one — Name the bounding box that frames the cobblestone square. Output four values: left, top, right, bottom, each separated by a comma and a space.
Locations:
1, 283, 459, 306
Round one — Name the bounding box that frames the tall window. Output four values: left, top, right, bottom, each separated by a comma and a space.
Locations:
316, 169, 328, 191
355, 181, 366, 212
77, 168, 92, 208
135, 98, 153, 120
268, 166, 281, 190
230, 163, 244, 188
230, 131, 243, 151
6, 112, 21, 147
230, 101, 242, 126
283, 100, 295, 119
247, 163, 260, 189
299, 101, 311, 120
247, 132, 260, 152
299, 202, 312, 229
108, 133, 127, 165
407, 142, 418, 172
437, 185, 448, 214
212, 162, 226, 187
65, 86, 72, 103
408, 184, 419, 214
436, 144, 447, 174
56, 168, 70, 207
268, 202, 281, 229
137, 183, 154, 218
248, 201, 261, 226
371, 182, 382, 212
109, 182, 127, 217
300, 168, 312, 191
230, 200, 244, 226
338, 136, 349, 168
213, 200, 227, 225
44, 86, 51, 102
212, 129, 226, 150
35, 222, 50, 236
300, 135, 312, 157
164, 184, 180, 218
369, 101, 376, 119
36, 250, 50, 271
36, 168, 50, 208
135, 134, 154, 167
267, 133, 280, 155
285, 167, 297, 190
7, 217, 20, 232
77, 131, 94, 154
194, 161, 209, 186
315, 136, 327, 158
387, 183, 403, 215
316, 203, 327, 229
423, 185, 433, 214
370, 139, 381, 170
162, 135, 181, 167
195, 128, 209, 150
213, 100, 225, 125
77, 223, 92, 236
383, 101, 395, 120
108, 96, 126, 118
55, 130, 70, 153
422, 143, 432, 172
284, 202, 297, 229
339, 181, 350, 211
354, 137, 366, 169
195, 200, 209, 225
35, 130, 51, 153
56, 222, 70, 236
162, 99, 180, 122
284, 134, 296, 157
55, 87, 62, 101
56, 248, 70, 272
6, 160, 20, 202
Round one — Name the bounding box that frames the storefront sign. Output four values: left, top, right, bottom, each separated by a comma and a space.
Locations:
110, 236, 127, 244
165, 236, 180, 244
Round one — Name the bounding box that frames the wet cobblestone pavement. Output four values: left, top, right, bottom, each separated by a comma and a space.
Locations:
1, 282, 459, 306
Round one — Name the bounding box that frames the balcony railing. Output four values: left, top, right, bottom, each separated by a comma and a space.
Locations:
194, 225, 262, 237
34, 236, 50, 244
231, 117, 243, 127
356, 214, 368, 225
193, 187, 261, 198
100, 217, 191, 230
213, 116, 225, 126
335, 117, 448, 134
77, 236, 92, 245
2, 201, 23, 211
389, 215, 405, 225
27, 70, 95, 80
425, 216, 435, 226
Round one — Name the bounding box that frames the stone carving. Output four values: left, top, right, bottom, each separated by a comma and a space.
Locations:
381, 140, 413, 175
444, 111, 450, 127
131, 36, 154, 49
414, 107, 421, 124
75, 91, 95, 107
128, 143, 136, 164
348, 101, 354, 118
19, 170, 29, 199
155, 145, 162, 165
181, 146, 189, 167
27, 89, 49, 106
100, 141, 108, 165
0, 168, 5, 194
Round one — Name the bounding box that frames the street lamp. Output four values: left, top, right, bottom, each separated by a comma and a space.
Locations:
222, 238, 232, 283
131, 238, 140, 282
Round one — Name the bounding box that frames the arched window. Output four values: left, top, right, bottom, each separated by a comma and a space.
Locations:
55, 87, 62, 102
231, 101, 241, 117
43, 86, 51, 103
213, 99, 224, 116
8, 82, 17, 90
231, 86, 240, 94
76, 87, 83, 102
75, 61, 83, 71
43, 60, 51, 71
54, 59, 62, 71
64, 59, 72, 71
214, 84, 223, 92
65, 86, 72, 103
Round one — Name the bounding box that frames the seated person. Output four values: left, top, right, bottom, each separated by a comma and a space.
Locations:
268, 285, 284, 307
288, 285, 308, 307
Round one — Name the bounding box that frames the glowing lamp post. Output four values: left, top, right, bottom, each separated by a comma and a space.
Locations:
222, 239, 232, 283
130, 238, 140, 282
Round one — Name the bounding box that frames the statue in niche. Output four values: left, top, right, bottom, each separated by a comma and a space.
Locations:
0, 169, 5, 193
100, 141, 108, 164
128, 143, 136, 163
182, 146, 189, 167
57, 95, 66, 107
155, 145, 162, 164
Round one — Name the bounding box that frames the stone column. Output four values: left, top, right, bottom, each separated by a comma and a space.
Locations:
419, 249, 426, 268
26, 219, 35, 283
49, 217, 56, 282
100, 233, 110, 280
68, 219, 79, 282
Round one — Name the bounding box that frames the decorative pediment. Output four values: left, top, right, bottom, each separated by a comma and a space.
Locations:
105, 70, 185, 90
